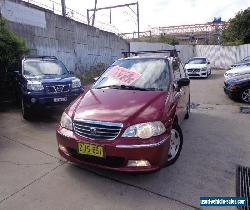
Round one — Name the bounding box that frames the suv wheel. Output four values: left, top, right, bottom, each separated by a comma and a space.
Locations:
165, 123, 183, 166
241, 88, 250, 103
21, 98, 32, 120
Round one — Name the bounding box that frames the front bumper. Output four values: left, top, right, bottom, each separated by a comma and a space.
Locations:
23, 88, 83, 108
223, 86, 239, 99
56, 127, 170, 172
187, 70, 208, 78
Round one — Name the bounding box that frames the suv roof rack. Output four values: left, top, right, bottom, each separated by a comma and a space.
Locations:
23, 55, 57, 60
122, 50, 180, 58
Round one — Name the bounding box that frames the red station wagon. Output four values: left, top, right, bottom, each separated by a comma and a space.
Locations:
56, 50, 190, 172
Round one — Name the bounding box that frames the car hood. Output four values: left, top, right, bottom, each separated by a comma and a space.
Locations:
185, 63, 207, 69
73, 89, 169, 124
25, 74, 76, 84
226, 74, 250, 84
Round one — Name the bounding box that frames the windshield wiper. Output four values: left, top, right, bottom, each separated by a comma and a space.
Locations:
95, 85, 163, 91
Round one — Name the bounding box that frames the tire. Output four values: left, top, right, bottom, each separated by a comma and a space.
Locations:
165, 123, 183, 167
21, 97, 33, 120
205, 72, 208, 78
184, 95, 190, 119
240, 87, 250, 103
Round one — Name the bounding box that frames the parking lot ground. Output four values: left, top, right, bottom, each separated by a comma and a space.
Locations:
0, 70, 249, 210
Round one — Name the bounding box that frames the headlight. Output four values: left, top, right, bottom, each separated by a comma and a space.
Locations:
60, 112, 73, 130
201, 67, 207, 71
27, 81, 44, 91
122, 121, 166, 139
72, 78, 81, 88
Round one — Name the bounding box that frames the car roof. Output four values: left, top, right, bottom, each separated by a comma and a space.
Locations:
118, 55, 170, 61
23, 56, 57, 61
189, 57, 207, 59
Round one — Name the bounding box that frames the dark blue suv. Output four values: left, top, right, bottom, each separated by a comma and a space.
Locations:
14, 56, 83, 119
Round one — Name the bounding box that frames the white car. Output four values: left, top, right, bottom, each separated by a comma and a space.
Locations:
224, 65, 250, 81
185, 57, 211, 78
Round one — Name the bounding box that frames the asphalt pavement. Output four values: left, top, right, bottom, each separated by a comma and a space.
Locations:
0, 70, 249, 210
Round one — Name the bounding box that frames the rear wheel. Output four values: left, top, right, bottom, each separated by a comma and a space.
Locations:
165, 123, 183, 166
21, 97, 33, 120
241, 88, 250, 103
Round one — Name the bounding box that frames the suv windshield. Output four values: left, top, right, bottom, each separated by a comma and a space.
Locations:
188, 58, 206, 64
93, 58, 170, 91
23, 59, 68, 76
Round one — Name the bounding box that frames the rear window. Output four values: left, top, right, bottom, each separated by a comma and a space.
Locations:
188, 58, 206, 64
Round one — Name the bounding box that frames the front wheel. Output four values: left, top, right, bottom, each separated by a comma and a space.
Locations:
241, 87, 250, 103
21, 98, 33, 120
165, 123, 183, 167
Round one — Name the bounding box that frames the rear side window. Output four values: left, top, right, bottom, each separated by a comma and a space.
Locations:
173, 59, 181, 80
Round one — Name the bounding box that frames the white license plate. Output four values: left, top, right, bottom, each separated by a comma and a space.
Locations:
53, 97, 67, 102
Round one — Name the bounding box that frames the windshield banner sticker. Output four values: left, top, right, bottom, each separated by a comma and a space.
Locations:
107, 66, 141, 85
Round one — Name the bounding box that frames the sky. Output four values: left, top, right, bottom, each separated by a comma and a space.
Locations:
48, 0, 250, 34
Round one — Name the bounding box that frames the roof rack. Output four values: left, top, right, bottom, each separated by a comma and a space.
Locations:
23, 55, 57, 60
122, 50, 180, 58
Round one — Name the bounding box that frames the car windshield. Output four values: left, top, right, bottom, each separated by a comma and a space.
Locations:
93, 58, 170, 91
188, 58, 206, 64
243, 56, 250, 62
23, 59, 68, 76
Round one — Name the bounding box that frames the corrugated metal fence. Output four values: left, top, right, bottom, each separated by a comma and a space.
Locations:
130, 42, 250, 69
195, 44, 250, 69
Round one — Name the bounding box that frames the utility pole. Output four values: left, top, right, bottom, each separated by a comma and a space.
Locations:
92, 0, 97, 26
87, 2, 139, 36
61, 0, 66, 17
136, 2, 139, 38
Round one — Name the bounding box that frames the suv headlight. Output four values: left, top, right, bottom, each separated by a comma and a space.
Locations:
72, 78, 81, 88
201, 67, 207, 71
60, 112, 73, 130
122, 121, 166, 139
27, 81, 44, 91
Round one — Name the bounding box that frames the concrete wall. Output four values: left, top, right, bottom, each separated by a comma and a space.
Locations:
130, 42, 194, 64
0, 0, 129, 71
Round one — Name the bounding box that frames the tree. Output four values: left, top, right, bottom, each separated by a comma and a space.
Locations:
0, 17, 29, 101
0, 17, 29, 74
222, 8, 250, 45
134, 34, 179, 45
159, 34, 179, 45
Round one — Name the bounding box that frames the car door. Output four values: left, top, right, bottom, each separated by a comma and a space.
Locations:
172, 59, 187, 124
179, 62, 190, 119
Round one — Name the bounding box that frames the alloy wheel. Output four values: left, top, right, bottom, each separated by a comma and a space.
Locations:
168, 128, 181, 161
242, 88, 250, 103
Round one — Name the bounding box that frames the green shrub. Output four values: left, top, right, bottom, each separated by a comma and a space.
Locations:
0, 17, 29, 75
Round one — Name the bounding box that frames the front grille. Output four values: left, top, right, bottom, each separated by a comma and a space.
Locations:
68, 147, 125, 167
187, 69, 200, 73
46, 85, 70, 93
73, 120, 123, 140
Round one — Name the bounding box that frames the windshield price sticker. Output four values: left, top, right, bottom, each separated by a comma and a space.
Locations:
107, 66, 141, 85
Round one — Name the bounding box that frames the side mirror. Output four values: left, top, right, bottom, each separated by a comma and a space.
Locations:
177, 78, 190, 88
207, 61, 210, 64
